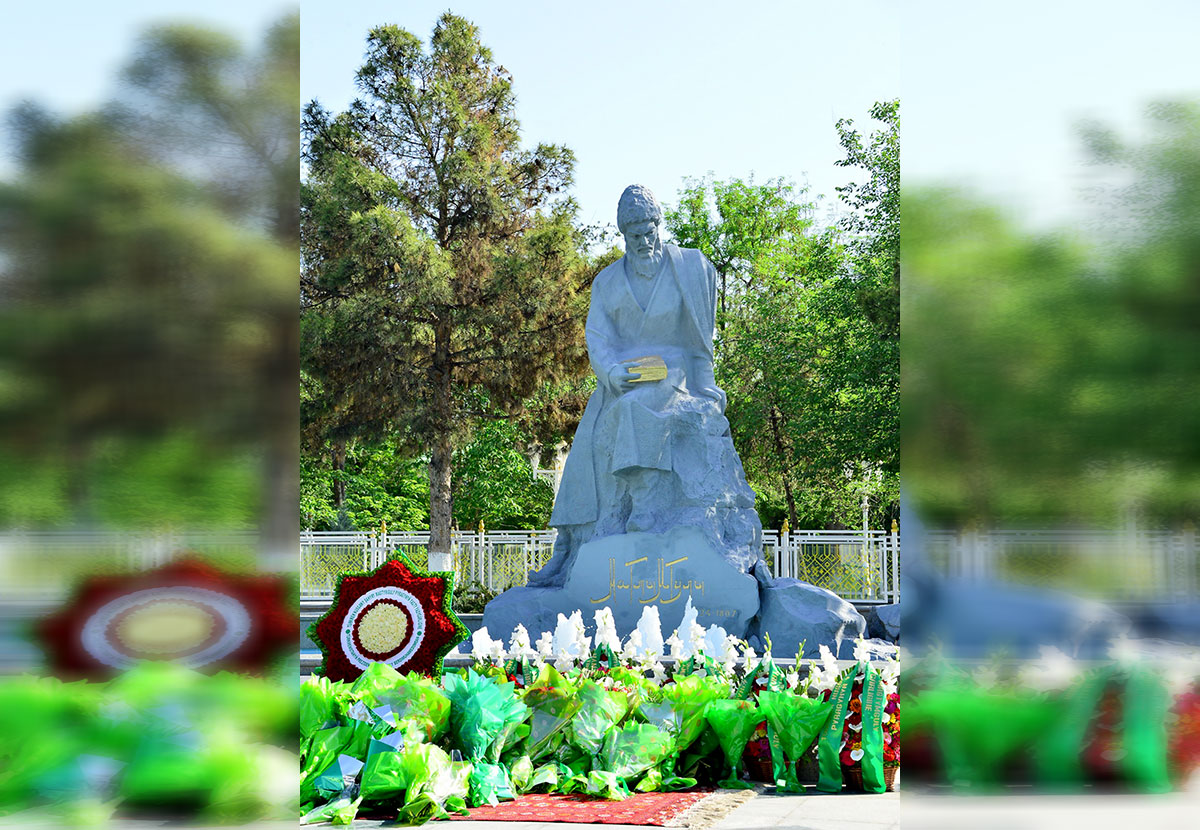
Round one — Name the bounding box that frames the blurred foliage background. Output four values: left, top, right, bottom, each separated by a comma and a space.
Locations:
0, 13, 300, 552
904, 99, 1200, 528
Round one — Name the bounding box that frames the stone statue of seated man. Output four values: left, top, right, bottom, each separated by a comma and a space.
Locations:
529, 184, 762, 585
486, 185, 866, 652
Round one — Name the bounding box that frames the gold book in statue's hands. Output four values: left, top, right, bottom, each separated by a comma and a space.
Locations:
627, 355, 667, 382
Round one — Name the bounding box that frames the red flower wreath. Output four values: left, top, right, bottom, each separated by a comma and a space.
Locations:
309, 556, 467, 682
36, 556, 298, 679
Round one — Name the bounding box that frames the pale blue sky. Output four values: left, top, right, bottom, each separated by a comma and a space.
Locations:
903, 0, 1200, 229
301, 1, 899, 232
3, 2, 1194, 230
0, 1, 295, 174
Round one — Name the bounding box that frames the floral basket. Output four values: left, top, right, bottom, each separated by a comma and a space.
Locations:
845, 764, 898, 792
743, 724, 774, 782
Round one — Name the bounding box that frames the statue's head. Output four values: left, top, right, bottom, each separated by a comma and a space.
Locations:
617, 185, 663, 268
617, 184, 662, 233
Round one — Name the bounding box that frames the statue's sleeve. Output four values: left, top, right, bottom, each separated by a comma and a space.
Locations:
585, 269, 622, 392
698, 252, 718, 355
692, 251, 726, 410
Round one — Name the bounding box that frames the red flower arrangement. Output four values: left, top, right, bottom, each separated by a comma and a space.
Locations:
883, 692, 901, 766
1081, 684, 1123, 782
309, 556, 468, 682
36, 556, 298, 679
1169, 683, 1200, 779
836, 680, 900, 770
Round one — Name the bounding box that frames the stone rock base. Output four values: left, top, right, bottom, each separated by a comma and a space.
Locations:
864, 603, 901, 643
484, 527, 870, 658
483, 526, 760, 640
747, 574, 867, 658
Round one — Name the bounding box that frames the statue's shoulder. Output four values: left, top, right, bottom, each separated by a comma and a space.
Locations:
592, 257, 624, 292
668, 244, 715, 276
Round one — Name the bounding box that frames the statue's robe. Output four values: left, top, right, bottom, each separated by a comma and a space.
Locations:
533, 243, 761, 585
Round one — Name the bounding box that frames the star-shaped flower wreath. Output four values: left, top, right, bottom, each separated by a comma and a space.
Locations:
309, 556, 468, 681
37, 557, 299, 679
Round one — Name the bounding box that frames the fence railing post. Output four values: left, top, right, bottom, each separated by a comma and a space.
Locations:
890, 520, 900, 603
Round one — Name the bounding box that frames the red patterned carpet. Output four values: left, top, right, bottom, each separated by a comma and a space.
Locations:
448, 790, 715, 825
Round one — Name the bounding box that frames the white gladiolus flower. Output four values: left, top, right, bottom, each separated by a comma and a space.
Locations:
818, 644, 840, 678
742, 643, 758, 672
650, 661, 668, 684
669, 597, 706, 660
623, 630, 644, 660
1017, 645, 1078, 692
1108, 634, 1141, 666
702, 624, 730, 661
470, 627, 506, 662
535, 631, 554, 659
508, 624, 536, 660
593, 607, 622, 652
852, 638, 871, 664
551, 611, 590, 664
626, 606, 664, 660
785, 670, 800, 690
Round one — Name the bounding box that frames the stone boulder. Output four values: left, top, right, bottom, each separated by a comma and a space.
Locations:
864, 603, 901, 643
747, 569, 867, 658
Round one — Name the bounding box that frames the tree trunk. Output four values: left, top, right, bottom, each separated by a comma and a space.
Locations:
768, 406, 799, 529
260, 314, 299, 568
331, 438, 347, 510
427, 430, 454, 572
427, 324, 455, 572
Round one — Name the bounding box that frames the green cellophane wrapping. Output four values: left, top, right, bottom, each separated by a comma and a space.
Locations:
0, 677, 107, 812
508, 754, 534, 793
548, 740, 591, 777
442, 670, 529, 763
596, 722, 674, 781
637, 766, 698, 793
640, 674, 728, 757
300, 675, 337, 741
758, 691, 833, 791
561, 769, 630, 801
526, 762, 561, 792
349, 662, 404, 703
300, 721, 372, 806
360, 672, 453, 743
909, 681, 1057, 790
520, 676, 583, 761
395, 743, 472, 823
568, 680, 631, 757
300, 790, 362, 826
468, 761, 515, 807
1034, 666, 1171, 793
703, 699, 760, 789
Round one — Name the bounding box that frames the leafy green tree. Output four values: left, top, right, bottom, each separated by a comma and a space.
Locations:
452, 419, 554, 530
300, 422, 555, 532
835, 99, 899, 342
118, 13, 301, 549
665, 157, 899, 530
301, 15, 590, 566
301, 438, 429, 532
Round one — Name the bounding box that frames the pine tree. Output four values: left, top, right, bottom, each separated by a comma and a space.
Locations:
301, 14, 589, 567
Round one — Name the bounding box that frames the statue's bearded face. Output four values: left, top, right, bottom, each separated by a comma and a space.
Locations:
623, 217, 663, 275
